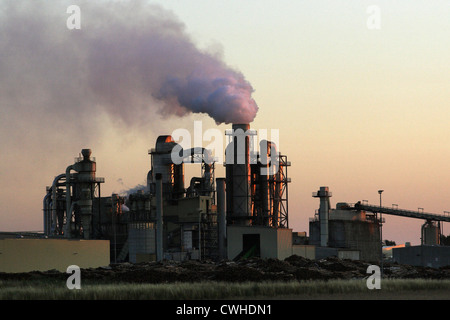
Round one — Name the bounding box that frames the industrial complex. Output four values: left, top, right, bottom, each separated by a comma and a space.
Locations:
1, 123, 449, 272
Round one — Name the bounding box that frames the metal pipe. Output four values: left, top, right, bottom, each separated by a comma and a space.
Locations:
155, 173, 163, 261
43, 192, 51, 235
225, 145, 234, 225
50, 173, 66, 235
216, 178, 227, 260
378, 189, 384, 277
64, 201, 78, 237
259, 140, 270, 226
421, 222, 425, 245
65, 165, 74, 237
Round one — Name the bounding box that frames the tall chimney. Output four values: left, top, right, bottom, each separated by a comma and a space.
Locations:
226, 124, 252, 225
313, 186, 332, 247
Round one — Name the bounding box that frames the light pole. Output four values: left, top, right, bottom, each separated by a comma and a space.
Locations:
378, 190, 384, 276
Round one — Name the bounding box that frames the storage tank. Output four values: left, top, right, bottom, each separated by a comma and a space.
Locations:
422, 221, 440, 245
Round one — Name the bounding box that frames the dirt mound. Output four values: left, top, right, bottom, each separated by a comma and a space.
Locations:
2, 255, 450, 283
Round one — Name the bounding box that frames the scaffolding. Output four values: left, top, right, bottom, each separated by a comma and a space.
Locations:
201, 211, 218, 260
271, 154, 290, 228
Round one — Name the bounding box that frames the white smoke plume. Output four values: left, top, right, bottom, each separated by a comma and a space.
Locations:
0, 0, 258, 129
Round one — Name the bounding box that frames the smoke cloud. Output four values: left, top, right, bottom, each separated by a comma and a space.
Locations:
0, 0, 258, 129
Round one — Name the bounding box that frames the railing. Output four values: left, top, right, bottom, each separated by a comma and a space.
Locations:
74, 156, 96, 163
312, 191, 332, 197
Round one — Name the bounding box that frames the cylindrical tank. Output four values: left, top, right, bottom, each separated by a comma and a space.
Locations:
422, 221, 440, 245
151, 135, 185, 199
74, 149, 96, 239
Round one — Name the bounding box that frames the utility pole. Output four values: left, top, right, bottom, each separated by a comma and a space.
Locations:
378, 189, 384, 277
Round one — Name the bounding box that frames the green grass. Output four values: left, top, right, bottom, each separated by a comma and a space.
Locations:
1, 279, 450, 300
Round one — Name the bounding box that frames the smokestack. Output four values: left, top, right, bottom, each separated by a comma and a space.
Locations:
313, 187, 332, 247
226, 124, 252, 225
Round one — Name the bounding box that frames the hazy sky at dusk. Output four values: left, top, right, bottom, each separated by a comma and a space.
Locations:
1, 1, 449, 246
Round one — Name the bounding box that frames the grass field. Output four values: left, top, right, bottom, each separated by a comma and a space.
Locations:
1, 278, 449, 300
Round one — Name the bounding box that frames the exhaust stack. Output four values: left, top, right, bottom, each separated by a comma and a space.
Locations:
225, 124, 253, 225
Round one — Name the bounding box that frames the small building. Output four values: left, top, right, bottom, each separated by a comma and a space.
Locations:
227, 226, 293, 260
0, 238, 110, 273
392, 245, 450, 268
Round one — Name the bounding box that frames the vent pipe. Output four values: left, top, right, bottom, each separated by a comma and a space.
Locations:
155, 173, 164, 261
216, 178, 227, 260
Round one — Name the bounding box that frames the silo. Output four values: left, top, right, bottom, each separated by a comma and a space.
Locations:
422, 221, 440, 245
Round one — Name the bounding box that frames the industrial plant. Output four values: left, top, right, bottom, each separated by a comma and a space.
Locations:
40, 123, 294, 264
1, 123, 449, 272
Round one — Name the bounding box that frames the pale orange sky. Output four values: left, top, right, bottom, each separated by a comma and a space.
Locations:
1, 1, 449, 246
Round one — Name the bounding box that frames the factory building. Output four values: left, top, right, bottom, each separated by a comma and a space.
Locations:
33, 124, 395, 267
3, 123, 447, 273
308, 188, 381, 262
392, 245, 450, 268
125, 134, 218, 262
43, 149, 106, 240
224, 124, 292, 260
34, 123, 302, 266
125, 123, 293, 262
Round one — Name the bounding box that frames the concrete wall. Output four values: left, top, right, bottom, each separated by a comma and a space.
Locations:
0, 239, 110, 273
292, 245, 315, 259
338, 250, 360, 260
128, 222, 155, 263
227, 226, 276, 260
315, 247, 338, 260
277, 228, 294, 260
